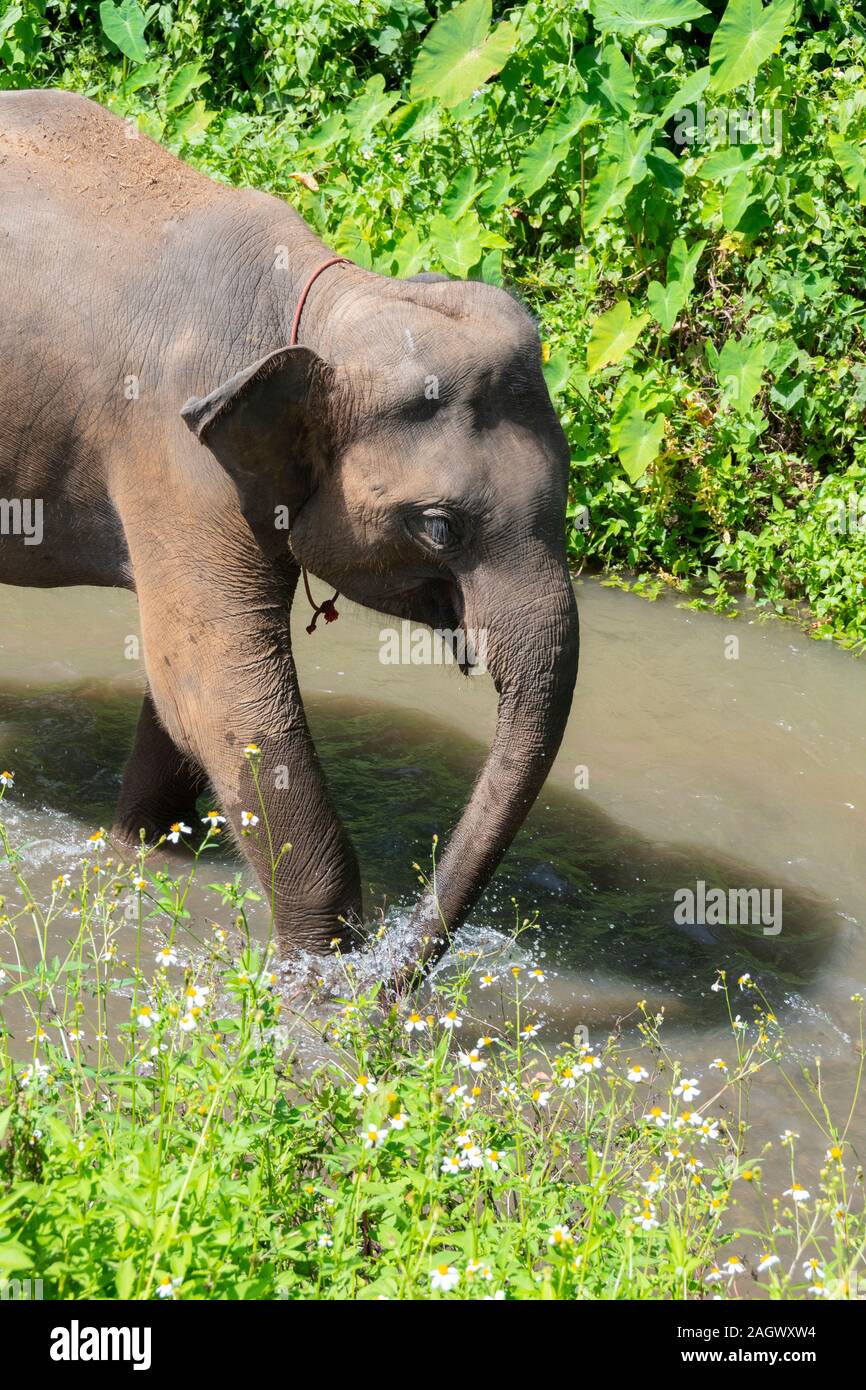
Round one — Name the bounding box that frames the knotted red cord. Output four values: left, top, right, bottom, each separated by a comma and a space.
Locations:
289, 254, 349, 634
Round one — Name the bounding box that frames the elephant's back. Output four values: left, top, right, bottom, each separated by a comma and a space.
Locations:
0, 88, 222, 238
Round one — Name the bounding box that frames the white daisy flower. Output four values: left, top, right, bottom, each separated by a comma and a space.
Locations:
783, 1184, 810, 1203
635, 1206, 659, 1231
673, 1077, 701, 1102
136, 1005, 159, 1029
627, 1064, 649, 1082
241, 810, 259, 828
645, 1106, 670, 1127
404, 1012, 427, 1034
166, 822, 191, 844
155, 945, 178, 968
429, 1264, 459, 1292
362, 1124, 388, 1149
457, 1049, 486, 1073
352, 1073, 376, 1098
548, 1224, 573, 1247
439, 1009, 462, 1028
757, 1253, 780, 1273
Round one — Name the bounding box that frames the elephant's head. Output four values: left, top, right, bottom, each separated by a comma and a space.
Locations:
182, 263, 579, 978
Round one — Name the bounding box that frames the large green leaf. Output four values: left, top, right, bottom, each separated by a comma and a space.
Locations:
828, 134, 866, 204
610, 405, 666, 483
164, 61, 207, 113
516, 97, 598, 197
410, 0, 516, 109
344, 74, 399, 142
647, 237, 706, 333
709, 0, 795, 96
430, 212, 485, 277
710, 335, 769, 414
583, 161, 632, 231
594, 43, 637, 115
654, 66, 711, 129
586, 300, 650, 374
592, 0, 709, 36
98, 0, 150, 65
170, 100, 216, 143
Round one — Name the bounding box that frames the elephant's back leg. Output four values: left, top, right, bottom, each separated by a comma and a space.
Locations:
112, 689, 208, 847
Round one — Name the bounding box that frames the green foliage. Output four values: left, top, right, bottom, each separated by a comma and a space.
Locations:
1, 796, 863, 1300
3, 0, 866, 643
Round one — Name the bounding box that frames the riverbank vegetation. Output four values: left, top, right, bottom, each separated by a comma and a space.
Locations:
0, 785, 864, 1299
3, 0, 866, 645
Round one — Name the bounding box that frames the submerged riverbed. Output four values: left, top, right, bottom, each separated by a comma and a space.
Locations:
1, 576, 864, 1180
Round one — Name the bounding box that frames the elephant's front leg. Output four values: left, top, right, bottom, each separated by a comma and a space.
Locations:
113, 689, 207, 846
127, 535, 362, 957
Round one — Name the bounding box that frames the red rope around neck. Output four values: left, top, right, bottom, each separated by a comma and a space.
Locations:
290, 254, 349, 634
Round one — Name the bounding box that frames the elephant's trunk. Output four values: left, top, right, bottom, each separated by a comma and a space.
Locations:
393, 550, 579, 984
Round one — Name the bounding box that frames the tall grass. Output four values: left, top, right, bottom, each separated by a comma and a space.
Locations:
0, 774, 863, 1300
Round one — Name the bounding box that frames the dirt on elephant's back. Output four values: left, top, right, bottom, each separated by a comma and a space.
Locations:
0, 89, 222, 230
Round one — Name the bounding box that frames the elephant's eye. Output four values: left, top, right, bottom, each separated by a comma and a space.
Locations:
412, 509, 454, 549
422, 514, 450, 546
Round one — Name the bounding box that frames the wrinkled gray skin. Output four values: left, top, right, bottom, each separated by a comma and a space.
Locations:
0, 91, 579, 980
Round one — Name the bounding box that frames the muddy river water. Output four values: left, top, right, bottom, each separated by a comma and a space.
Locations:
1, 576, 864, 1181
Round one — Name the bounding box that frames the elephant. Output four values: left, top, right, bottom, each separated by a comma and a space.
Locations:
0, 89, 579, 980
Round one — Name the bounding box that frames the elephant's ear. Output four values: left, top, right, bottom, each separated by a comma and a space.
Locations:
181, 345, 327, 481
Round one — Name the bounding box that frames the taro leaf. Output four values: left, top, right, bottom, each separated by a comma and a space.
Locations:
517, 97, 598, 197
591, 0, 709, 35
708, 0, 795, 96
170, 101, 216, 143
410, 0, 517, 109
647, 237, 706, 333
583, 161, 632, 231
828, 134, 866, 204
603, 122, 653, 186
654, 65, 712, 129
721, 171, 763, 230
712, 335, 769, 414
611, 405, 666, 483
345, 74, 399, 142
430, 212, 485, 277
443, 168, 484, 220
542, 348, 571, 398
583, 124, 651, 231
594, 43, 637, 115
700, 142, 764, 181
165, 61, 207, 112
586, 300, 650, 374
98, 0, 150, 65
